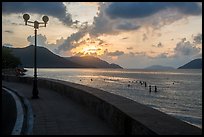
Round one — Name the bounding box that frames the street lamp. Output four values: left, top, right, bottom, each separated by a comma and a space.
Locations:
23, 14, 49, 99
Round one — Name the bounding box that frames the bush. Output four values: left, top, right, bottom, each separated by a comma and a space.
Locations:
2, 46, 21, 69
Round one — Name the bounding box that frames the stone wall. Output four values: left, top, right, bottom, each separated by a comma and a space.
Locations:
2, 75, 202, 135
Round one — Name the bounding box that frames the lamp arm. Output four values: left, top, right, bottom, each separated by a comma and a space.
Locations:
27, 24, 34, 27
39, 25, 46, 28
38, 22, 45, 24
27, 20, 34, 23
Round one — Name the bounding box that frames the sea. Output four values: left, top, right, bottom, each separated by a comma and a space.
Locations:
24, 68, 202, 129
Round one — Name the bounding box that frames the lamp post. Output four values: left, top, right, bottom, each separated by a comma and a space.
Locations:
23, 14, 49, 99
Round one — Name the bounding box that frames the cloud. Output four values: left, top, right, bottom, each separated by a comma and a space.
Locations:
55, 27, 89, 54
173, 38, 201, 57
97, 38, 106, 45
2, 2, 73, 25
152, 42, 164, 48
127, 47, 133, 50
116, 22, 140, 30
27, 34, 65, 53
143, 33, 148, 41
122, 37, 128, 40
87, 48, 101, 52
27, 34, 49, 47
89, 2, 202, 36
73, 51, 84, 57
89, 3, 117, 36
105, 2, 202, 19
154, 53, 169, 58
193, 33, 202, 45
104, 49, 124, 56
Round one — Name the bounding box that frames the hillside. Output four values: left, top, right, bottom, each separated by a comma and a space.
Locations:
178, 58, 202, 69
66, 56, 123, 68
9, 45, 122, 68
10, 45, 85, 68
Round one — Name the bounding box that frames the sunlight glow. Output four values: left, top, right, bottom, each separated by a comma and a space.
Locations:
83, 45, 99, 54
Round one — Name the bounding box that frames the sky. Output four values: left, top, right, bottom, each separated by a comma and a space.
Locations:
2, 2, 202, 69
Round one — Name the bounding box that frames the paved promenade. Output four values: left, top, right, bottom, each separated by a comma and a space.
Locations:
2, 81, 116, 135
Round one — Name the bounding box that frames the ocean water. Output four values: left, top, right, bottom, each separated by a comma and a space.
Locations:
24, 68, 202, 128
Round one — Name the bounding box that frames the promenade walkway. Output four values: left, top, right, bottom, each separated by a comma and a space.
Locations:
2, 81, 116, 135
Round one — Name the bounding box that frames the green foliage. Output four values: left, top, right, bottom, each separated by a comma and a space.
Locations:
2, 46, 21, 68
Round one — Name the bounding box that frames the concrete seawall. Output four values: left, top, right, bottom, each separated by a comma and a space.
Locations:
2, 75, 202, 135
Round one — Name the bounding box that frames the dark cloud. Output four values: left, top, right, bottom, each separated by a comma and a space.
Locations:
89, 3, 141, 36
2, 2, 73, 25
90, 6, 116, 36
116, 22, 140, 30
193, 33, 202, 45
106, 2, 201, 19
89, 2, 202, 37
55, 27, 88, 54
181, 38, 187, 42
104, 49, 124, 56
4, 30, 14, 34
174, 39, 201, 56
97, 38, 106, 45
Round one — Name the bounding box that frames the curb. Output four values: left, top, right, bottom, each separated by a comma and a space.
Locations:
2, 86, 34, 135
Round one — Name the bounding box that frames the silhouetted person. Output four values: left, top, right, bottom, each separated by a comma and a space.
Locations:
149, 85, 151, 93
15, 67, 20, 76
155, 86, 157, 92
128, 84, 130, 87
145, 82, 147, 87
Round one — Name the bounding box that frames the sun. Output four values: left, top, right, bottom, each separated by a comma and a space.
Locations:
71, 36, 106, 56
83, 45, 98, 54
80, 45, 103, 56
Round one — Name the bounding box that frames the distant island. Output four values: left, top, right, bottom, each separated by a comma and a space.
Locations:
144, 65, 175, 70
144, 58, 202, 70
178, 58, 202, 69
8, 45, 123, 69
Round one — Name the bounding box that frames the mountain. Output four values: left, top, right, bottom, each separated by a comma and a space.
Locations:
9, 45, 122, 68
144, 65, 175, 70
178, 58, 202, 69
65, 56, 123, 68
10, 45, 83, 68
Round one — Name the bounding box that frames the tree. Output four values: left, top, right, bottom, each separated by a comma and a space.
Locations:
2, 46, 21, 69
